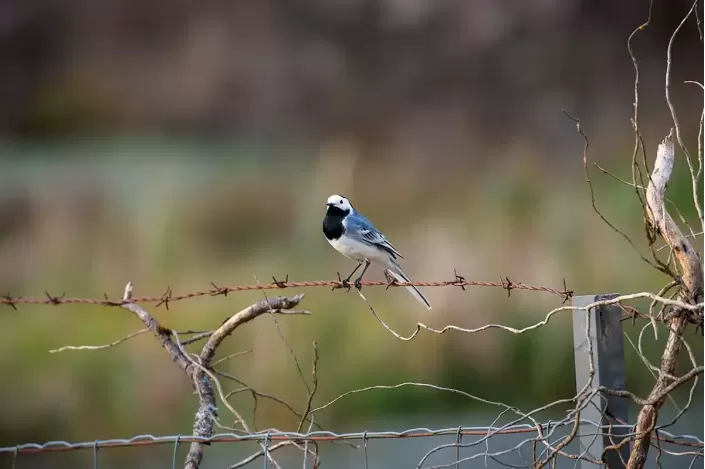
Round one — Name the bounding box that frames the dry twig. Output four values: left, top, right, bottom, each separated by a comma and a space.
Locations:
627, 133, 704, 469
118, 281, 307, 469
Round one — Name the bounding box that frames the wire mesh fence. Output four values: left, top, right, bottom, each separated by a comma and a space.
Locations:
2, 424, 703, 469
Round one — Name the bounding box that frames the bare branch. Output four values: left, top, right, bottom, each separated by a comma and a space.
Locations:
227, 441, 292, 469
211, 350, 252, 367
665, 0, 704, 229
49, 328, 149, 353
599, 366, 703, 405
645, 133, 703, 302
627, 132, 705, 469
297, 342, 319, 433
186, 294, 305, 469
563, 111, 667, 271
200, 295, 305, 364
120, 282, 195, 376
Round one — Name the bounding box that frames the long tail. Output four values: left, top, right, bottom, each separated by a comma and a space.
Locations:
385, 263, 432, 310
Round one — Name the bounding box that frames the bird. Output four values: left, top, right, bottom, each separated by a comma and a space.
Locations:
322, 194, 432, 309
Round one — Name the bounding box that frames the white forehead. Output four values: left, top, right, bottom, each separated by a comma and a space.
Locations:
326, 194, 352, 209
327, 194, 347, 204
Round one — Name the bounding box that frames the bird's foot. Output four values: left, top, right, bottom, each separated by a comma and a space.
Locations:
334, 272, 352, 291
354, 277, 363, 290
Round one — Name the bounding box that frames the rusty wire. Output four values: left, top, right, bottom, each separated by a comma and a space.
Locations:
0, 274, 574, 310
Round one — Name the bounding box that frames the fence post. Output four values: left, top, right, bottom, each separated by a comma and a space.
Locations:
572, 294, 630, 468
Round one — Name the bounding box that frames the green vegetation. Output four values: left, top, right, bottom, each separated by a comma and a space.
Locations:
0, 140, 701, 444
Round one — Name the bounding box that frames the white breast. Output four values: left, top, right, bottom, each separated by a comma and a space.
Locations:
327, 235, 390, 265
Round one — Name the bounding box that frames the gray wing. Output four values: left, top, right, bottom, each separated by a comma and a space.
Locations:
345, 212, 404, 259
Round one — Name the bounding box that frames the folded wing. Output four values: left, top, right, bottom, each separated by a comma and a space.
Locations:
345, 213, 404, 259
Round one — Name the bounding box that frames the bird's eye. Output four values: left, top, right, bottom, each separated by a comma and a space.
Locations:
339, 200, 343, 204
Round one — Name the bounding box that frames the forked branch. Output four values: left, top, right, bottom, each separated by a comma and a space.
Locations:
627, 133, 704, 469
120, 282, 306, 469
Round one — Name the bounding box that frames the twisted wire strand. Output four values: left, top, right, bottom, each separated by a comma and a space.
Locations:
1, 423, 701, 455
0, 277, 573, 309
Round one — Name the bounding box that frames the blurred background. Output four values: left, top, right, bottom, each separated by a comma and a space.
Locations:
0, 0, 703, 467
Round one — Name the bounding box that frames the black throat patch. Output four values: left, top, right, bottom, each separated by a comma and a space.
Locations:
322, 206, 348, 240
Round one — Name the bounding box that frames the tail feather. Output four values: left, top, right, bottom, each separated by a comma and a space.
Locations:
386, 266, 432, 310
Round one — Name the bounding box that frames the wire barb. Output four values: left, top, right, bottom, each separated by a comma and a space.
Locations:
209, 282, 229, 297
453, 269, 466, 290
385, 270, 399, 290
101, 293, 122, 307
561, 279, 574, 304
44, 291, 65, 305
2, 293, 17, 310
271, 275, 289, 289
155, 286, 173, 310
500, 277, 514, 297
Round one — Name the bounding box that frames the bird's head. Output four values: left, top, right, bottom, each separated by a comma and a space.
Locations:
325, 194, 353, 216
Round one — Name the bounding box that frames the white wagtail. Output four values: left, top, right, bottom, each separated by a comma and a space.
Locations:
322, 194, 432, 309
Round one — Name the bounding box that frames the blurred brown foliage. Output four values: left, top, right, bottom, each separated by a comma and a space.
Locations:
1, 0, 701, 151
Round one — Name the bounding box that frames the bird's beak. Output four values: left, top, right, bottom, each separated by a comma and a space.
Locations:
326, 202, 335, 207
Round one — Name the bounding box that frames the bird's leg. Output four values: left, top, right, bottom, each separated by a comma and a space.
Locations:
342, 262, 362, 288
334, 272, 350, 291
354, 261, 371, 290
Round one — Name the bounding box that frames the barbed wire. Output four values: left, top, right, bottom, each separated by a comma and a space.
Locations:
0, 273, 574, 310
